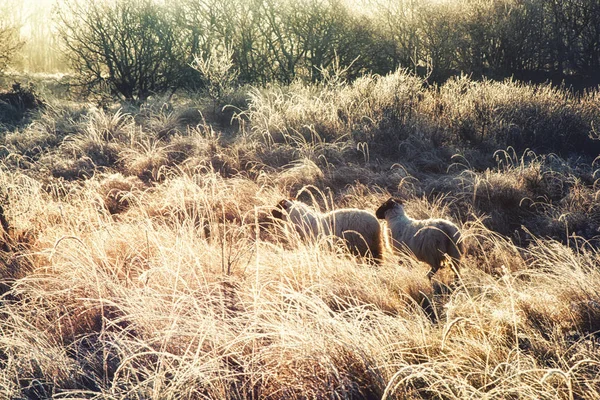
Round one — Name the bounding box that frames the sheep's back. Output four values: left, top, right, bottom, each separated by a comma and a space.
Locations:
324, 209, 382, 257
390, 217, 462, 264
434, 218, 462, 258
286, 202, 321, 238
326, 209, 379, 233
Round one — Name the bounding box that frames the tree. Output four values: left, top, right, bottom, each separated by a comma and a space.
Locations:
547, 0, 600, 79
0, 25, 22, 74
0, 0, 23, 74
416, 2, 463, 81
57, 0, 188, 101
372, 0, 421, 72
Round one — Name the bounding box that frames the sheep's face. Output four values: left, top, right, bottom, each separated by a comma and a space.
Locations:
272, 199, 293, 220
376, 198, 402, 219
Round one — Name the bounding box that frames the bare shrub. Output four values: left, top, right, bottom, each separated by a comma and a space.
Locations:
57, 0, 188, 101
0, 14, 22, 74
191, 46, 239, 116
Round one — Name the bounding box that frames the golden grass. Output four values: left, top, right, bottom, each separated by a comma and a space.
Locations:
0, 73, 599, 398
0, 163, 598, 399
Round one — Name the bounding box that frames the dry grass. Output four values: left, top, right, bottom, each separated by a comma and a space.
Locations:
0, 71, 599, 399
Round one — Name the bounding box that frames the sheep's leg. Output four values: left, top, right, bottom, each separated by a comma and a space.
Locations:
419, 291, 437, 323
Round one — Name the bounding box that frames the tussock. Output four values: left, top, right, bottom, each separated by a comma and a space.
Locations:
95, 173, 145, 215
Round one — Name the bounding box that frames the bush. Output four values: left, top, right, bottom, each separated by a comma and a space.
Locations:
57, 0, 189, 101
0, 83, 44, 127
0, 17, 22, 74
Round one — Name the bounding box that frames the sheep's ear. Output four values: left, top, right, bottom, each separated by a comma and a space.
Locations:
273, 199, 291, 220
376, 199, 393, 219
278, 199, 292, 209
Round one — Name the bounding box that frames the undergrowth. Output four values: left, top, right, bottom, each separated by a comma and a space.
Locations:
0, 71, 599, 399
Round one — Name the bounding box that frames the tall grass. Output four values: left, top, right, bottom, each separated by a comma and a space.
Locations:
0, 72, 599, 398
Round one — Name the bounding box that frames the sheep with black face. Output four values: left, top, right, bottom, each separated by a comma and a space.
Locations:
376, 198, 463, 280
272, 199, 383, 264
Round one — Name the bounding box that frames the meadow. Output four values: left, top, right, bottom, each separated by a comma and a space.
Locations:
0, 68, 599, 399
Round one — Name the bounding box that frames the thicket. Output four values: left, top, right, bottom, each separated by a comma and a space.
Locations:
56, 0, 600, 101
57, 0, 190, 102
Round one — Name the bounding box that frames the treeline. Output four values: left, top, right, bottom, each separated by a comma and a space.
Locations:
49, 0, 600, 100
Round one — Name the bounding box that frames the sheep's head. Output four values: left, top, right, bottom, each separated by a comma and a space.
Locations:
375, 197, 402, 219
272, 199, 293, 220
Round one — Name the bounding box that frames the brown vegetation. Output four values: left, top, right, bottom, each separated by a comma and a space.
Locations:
0, 70, 599, 399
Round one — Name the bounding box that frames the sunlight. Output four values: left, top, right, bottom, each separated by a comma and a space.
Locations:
17, 0, 56, 38
0, 0, 599, 397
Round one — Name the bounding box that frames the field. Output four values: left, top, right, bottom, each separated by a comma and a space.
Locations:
0, 70, 600, 399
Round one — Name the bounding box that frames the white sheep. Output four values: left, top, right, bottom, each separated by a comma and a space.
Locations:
272, 199, 383, 263
376, 198, 463, 280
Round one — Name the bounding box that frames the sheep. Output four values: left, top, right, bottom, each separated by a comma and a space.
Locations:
376, 198, 463, 281
272, 199, 383, 263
